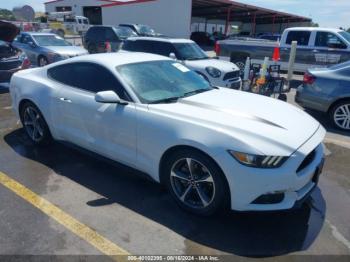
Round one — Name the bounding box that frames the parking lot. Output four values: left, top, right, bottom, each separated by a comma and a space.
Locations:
1, 82, 350, 260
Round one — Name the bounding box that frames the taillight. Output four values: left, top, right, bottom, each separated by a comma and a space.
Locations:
303, 72, 315, 85
21, 58, 31, 69
214, 42, 221, 56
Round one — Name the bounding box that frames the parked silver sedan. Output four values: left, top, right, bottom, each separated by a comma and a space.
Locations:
13, 32, 88, 67
296, 61, 350, 131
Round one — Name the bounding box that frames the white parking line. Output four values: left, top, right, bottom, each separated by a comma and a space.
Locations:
326, 219, 350, 251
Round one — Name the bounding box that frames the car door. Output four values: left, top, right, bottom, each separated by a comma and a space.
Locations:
15, 34, 37, 64
48, 62, 137, 165
280, 31, 312, 70
314, 32, 349, 66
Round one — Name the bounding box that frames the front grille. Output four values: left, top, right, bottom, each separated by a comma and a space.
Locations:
0, 60, 22, 70
297, 149, 316, 173
223, 70, 240, 81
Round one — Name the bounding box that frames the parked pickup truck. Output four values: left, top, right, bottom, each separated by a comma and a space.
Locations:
216, 27, 350, 73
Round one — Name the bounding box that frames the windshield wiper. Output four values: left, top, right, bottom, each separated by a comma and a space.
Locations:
182, 88, 212, 97
186, 57, 208, 61
149, 89, 212, 104
149, 96, 180, 104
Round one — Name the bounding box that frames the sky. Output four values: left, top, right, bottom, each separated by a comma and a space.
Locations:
0, 0, 349, 29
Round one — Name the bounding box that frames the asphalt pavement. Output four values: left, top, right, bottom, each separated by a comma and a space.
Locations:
0, 82, 350, 261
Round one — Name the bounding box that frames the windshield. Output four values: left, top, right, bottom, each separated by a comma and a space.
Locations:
115, 27, 137, 39
136, 25, 156, 36
339, 31, 350, 43
173, 43, 209, 60
116, 60, 212, 103
33, 35, 71, 46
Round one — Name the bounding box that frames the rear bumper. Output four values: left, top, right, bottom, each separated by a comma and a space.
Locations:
0, 68, 22, 83
295, 85, 330, 113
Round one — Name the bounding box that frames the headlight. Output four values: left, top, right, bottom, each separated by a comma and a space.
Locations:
228, 150, 288, 168
205, 66, 221, 78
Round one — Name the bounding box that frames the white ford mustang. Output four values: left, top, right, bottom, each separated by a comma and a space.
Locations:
10, 52, 326, 215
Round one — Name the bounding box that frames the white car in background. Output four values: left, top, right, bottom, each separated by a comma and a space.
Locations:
10, 52, 325, 215
122, 37, 242, 89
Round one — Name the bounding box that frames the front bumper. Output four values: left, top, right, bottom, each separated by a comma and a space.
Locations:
215, 125, 326, 211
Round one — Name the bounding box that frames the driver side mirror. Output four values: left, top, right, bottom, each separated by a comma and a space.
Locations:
95, 91, 128, 105
169, 52, 177, 60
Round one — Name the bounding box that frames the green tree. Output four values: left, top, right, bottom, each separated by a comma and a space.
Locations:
0, 9, 16, 21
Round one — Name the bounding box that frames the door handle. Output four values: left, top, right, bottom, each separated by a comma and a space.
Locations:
59, 97, 72, 103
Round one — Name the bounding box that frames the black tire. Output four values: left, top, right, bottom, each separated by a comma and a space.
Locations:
38, 56, 48, 67
20, 101, 52, 146
329, 99, 350, 131
162, 149, 229, 216
278, 94, 287, 102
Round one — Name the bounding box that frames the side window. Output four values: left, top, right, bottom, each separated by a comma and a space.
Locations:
123, 40, 142, 51
95, 28, 104, 41
22, 35, 33, 44
105, 28, 118, 41
89, 28, 100, 40
315, 32, 347, 49
48, 63, 130, 100
48, 64, 75, 86
153, 42, 176, 57
286, 31, 311, 46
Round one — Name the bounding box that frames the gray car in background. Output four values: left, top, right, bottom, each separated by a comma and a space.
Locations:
13, 32, 88, 67
296, 61, 350, 131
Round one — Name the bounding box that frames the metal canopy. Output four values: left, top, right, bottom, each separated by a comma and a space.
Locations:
192, 0, 311, 24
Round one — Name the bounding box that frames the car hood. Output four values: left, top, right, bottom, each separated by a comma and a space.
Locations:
149, 88, 322, 156
45, 46, 88, 56
0, 21, 20, 42
184, 58, 239, 73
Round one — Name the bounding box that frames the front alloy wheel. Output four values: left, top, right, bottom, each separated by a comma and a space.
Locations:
170, 158, 215, 209
331, 101, 350, 131
164, 149, 229, 216
38, 56, 48, 67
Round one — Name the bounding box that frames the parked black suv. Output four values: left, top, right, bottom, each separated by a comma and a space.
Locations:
0, 21, 30, 83
83, 25, 137, 54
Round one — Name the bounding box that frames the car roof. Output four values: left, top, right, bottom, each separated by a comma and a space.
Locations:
285, 27, 342, 33
46, 52, 171, 69
126, 37, 194, 44
22, 32, 57, 36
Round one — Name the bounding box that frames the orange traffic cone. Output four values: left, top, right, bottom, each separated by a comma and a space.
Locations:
272, 41, 280, 62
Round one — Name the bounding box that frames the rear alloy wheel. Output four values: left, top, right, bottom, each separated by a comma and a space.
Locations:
38, 56, 48, 67
331, 101, 350, 131
20, 102, 52, 145
164, 149, 229, 216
